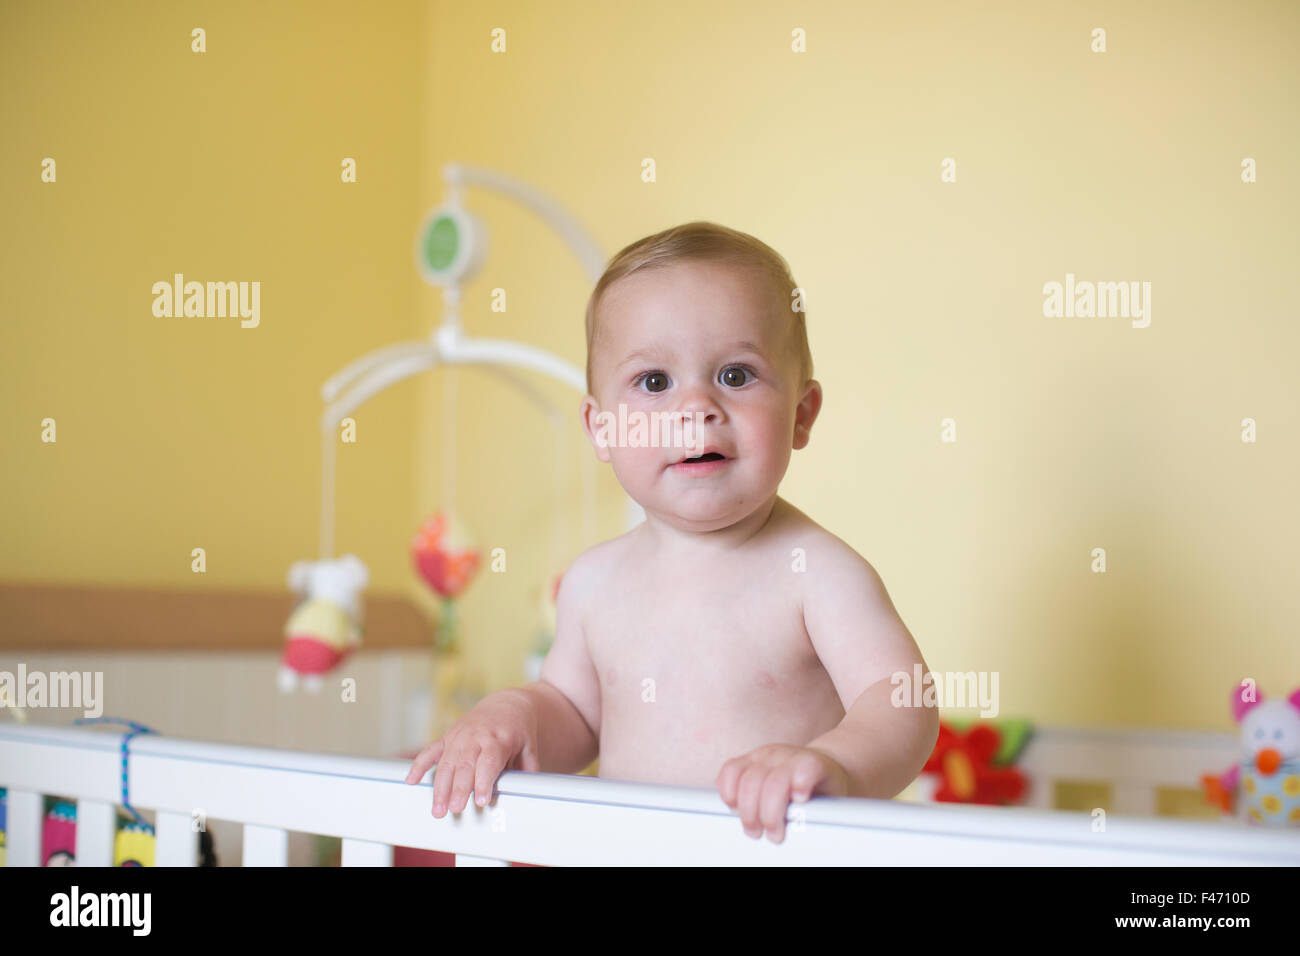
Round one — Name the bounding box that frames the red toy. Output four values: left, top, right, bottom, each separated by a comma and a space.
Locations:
922, 720, 1027, 805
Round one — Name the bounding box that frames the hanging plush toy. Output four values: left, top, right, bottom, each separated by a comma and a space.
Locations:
1202, 684, 1300, 827
279, 554, 369, 693
410, 512, 481, 652
411, 512, 482, 734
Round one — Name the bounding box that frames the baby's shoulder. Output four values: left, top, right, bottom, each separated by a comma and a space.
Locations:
772, 500, 882, 585
556, 530, 635, 600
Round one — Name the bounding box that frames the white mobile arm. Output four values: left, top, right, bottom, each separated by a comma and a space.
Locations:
316, 164, 642, 559
444, 163, 609, 282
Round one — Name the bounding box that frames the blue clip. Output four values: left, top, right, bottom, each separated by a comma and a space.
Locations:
73, 717, 159, 831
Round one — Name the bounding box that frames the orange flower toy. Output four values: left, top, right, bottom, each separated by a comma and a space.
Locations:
410, 511, 482, 651
411, 512, 483, 735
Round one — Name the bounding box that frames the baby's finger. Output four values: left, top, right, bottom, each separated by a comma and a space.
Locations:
714, 757, 745, 807
447, 754, 481, 814
404, 739, 445, 784
473, 740, 509, 807
432, 743, 477, 817
736, 764, 766, 837
516, 734, 541, 772
430, 758, 453, 817
789, 751, 827, 802
758, 769, 793, 844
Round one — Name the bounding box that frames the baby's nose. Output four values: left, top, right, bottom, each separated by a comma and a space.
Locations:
674, 386, 723, 418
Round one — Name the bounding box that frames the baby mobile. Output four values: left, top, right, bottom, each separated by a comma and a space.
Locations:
407, 274, 582, 735
280, 164, 608, 741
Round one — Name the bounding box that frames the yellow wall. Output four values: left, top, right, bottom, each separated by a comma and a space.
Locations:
1, 0, 424, 589
5, 0, 1297, 732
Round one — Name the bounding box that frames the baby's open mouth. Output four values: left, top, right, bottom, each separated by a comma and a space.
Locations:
681, 452, 725, 464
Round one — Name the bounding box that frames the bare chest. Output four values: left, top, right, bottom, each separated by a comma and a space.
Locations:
586, 566, 842, 784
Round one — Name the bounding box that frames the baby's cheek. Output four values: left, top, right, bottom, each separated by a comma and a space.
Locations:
750, 420, 796, 471
751, 404, 794, 444
618, 445, 666, 476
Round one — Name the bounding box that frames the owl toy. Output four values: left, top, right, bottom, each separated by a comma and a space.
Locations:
1202, 684, 1300, 827
280, 554, 369, 693
114, 820, 156, 867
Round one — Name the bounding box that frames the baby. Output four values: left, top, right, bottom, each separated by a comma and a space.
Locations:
405, 221, 938, 843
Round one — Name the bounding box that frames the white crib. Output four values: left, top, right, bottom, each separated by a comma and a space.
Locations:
2, 723, 1297, 866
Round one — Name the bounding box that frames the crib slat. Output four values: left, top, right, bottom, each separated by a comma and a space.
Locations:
5, 788, 42, 867
242, 824, 289, 866
75, 799, 117, 867
1021, 775, 1055, 809
154, 810, 198, 866
455, 854, 510, 867
341, 838, 393, 866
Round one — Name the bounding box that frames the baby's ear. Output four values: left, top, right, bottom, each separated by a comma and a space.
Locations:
791, 380, 823, 451
578, 395, 613, 464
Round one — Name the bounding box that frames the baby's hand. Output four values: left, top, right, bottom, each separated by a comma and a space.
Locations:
715, 744, 850, 844
403, 690, 540, 818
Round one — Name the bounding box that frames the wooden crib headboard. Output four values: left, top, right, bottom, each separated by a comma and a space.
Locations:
0, 582, 429, 651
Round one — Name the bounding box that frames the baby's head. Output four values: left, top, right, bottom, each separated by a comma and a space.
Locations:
580, 221, 821, 532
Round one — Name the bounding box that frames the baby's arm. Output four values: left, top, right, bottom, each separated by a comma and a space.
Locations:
404, 565, 601, 815
527, 563, 602, 773
716, 537, 939, 841
798, 544, 939, 799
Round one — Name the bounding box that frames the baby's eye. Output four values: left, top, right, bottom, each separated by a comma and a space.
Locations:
636, 371, 670, 393
719, 365, 753, 388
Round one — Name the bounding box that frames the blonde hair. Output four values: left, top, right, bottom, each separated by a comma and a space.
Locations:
584, 221, 812, 394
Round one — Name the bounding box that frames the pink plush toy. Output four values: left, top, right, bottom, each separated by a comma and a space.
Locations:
1202, 684, 1300, 826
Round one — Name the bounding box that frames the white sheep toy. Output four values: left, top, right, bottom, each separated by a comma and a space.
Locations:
278, 554, 369, 693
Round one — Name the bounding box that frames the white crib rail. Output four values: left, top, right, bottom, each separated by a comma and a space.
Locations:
1, 724, 1296, 866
